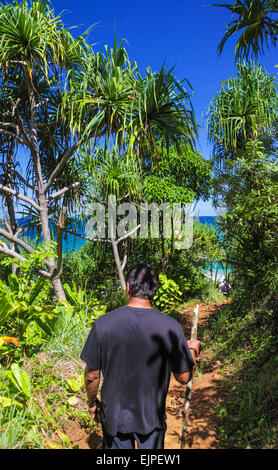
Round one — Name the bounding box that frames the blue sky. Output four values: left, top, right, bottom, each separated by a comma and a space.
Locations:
50, 0, 276, 215
9, 0, 278, 215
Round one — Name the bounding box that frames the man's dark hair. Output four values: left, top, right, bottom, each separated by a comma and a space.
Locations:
126, 264, 159, 300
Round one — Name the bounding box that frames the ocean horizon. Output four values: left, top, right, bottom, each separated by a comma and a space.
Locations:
11, 215, 218, 252
1, 215, 228, 281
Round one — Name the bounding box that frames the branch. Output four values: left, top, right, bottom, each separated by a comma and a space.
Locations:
62, 224, 141, 245
0, 223, 52, 273
8, 60, 27, 66
62, 227, 110, 243
0, 184, 41, 212
0, 227, 34, 254
8, 96, 36, 153
44, 137, 87, 193
49, 182, 80, 200
0, 242, 52, 279
37, 120, 59, 128
13, 170, 36, 191
34, 98, 49, 110
0, 122, 18, 130
81, 193, 107, 205
121, 253, 127, 271
116, 224, 141, 244
9, 97, 21, 118
2, 219, 13, 234
0, 128, 25, 146
0, 241, 27, 263
15, 227, 23, 237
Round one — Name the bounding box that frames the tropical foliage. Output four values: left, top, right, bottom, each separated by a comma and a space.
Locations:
0, 0, 277, 450
208, 60, 278, 158
215, 0, 278, 59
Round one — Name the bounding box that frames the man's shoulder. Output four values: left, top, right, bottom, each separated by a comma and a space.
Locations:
94, 305, 182, 331
145, 307, 183, 333
94, 305, 130, 326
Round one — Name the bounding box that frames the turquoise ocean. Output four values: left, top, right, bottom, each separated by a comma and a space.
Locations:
17, 215, 218, 252
2, 215, 228, 281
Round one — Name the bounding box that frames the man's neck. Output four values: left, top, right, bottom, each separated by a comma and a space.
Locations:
127, 297, 152, 308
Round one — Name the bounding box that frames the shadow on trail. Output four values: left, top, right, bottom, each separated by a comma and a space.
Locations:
88, 430, 103, 449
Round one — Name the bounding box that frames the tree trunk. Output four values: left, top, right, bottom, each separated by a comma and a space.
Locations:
38, 199, 66, 301
5, 137, 18, 274
161, 237, 168, 274
111, 239, 126, 291
26, 69, 66, 301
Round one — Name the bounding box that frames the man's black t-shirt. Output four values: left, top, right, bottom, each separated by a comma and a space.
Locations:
80, 305, 194, 436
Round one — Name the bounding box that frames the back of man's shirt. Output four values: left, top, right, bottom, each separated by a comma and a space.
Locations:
80, 305, 194, 436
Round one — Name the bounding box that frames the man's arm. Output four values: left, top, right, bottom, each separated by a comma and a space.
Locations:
84, 367, 101, 420
173, 339, 201, 385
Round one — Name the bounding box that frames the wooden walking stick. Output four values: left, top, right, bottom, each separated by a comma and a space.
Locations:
180, 304, 199, 449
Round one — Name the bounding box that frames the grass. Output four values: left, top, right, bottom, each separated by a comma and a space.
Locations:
0, 405, 27, 449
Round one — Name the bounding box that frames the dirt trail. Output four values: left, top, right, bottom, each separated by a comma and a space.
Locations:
164, 302, 226, 449
66, 301, 227, 449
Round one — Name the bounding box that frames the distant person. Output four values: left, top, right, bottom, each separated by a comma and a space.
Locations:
80, 263, 201, 450
218, 278, 231, 296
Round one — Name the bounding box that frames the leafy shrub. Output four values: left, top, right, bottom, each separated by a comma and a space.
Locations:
0, 244, 57, 355
40, 282, 107, 359
0, 274, 53, 341
153, 273, 182, 312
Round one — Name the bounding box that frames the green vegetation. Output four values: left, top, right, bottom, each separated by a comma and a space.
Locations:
203, 299, 278, 448
0, 0, 277, 449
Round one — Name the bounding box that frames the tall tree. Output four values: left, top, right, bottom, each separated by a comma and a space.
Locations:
0, 0, 90, 300
214, 0, 278, 59
67, 40, 198, 162
130, 65, 198, 160
208, 61, 278, 160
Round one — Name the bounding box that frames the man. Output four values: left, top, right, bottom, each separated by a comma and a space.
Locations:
80, 263, 201, 449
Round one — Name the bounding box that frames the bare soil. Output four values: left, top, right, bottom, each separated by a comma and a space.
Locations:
164, 301, 227, 449
52, 301, 228, 449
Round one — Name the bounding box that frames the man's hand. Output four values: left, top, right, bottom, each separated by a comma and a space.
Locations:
187, 339, 201, 360
89, 403, 97, 420
89, 398, 101, 423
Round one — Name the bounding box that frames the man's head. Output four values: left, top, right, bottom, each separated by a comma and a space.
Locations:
126, 264, 159, 300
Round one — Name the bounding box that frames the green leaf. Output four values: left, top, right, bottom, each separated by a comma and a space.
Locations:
66, 377, 80, 393
8, 363, 31, 399
0, 395, 23, 408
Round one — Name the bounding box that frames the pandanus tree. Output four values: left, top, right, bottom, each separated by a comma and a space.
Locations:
65, 39, 198, 289
214, 0, 278, 59
207, 61, 278, 214
0, 1, 199, 295
130, 66, 197, 161
83, 148, 143, 290
67, 38, 198, 161
208, 61, 278, 159
65, 38, 138, 156
0, 0, 91, 300
0, 84, 18, 248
